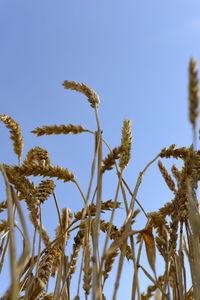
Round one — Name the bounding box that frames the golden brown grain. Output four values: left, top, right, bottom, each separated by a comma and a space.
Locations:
0, 114, 23, 164
119, 119, 132, 171
32, 124, 91, 136
188, 57, 199, 129
83, 228, 92, 298
23, 146, 50, 167
171, 164, 181, 183
62, 80, 100, 108
36, 179, 56, 204
158, 160, 176, 192
102, 145, 125, 173
12, 164, 74, 182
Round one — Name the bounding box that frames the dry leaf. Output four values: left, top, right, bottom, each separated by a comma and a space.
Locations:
140, 228, 156, 278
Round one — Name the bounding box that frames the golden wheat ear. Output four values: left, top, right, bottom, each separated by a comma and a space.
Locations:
119, 119, 132, 171
31, 124, 92, 136
188, 57, 199, 130
62, 80, 100, 108
0, 114, 24, 165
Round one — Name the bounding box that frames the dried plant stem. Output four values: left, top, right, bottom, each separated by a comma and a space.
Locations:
23, 228, 37, 299
131, 238, 143, 300
99, 172, 123, 282
112, 241, 127, 300
35, 205, 42, 278
53, 191, 62, 228
92, 104, 103, 300
121, 176, 148, 218
82, 130, 101, 221
0, 235, 9, 274
74, 180, 87, 205
179, 224, 187, 296
118, 179, 138, 298
138, 264, 165, 295
0, 235, 6, 257
77, 248, 84, 297
0, 164, 18, 300
30, 228, 37, 273
54, 208, 69, 300
10, 186, 30, 275
94, 104, 101, 132
92, 132, 102, 300
126, 153, 160, 224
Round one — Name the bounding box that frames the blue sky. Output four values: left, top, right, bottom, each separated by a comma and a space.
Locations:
0, 0, 200, 298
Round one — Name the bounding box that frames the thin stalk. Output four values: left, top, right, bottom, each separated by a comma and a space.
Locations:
138, 264, 166, 295
23, 227, 37, 299
93, 131, 102, 300
99, 172, 123, 282
10, 186, 30, 275
77, 248, 84, 297
131, 238, 143, 300
54, 208, 69, 300
112, 241, 127, 300
73, 180, 87, 205
53, 191, 62, 228
0, 235, 9, 274
0, 234, 6, 257
120, 177, 148, 218
126, 153, 160, 224
35, 204, 42, 277
0, 164, 18, 300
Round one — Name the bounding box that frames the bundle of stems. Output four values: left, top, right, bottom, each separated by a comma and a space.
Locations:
0, 59, 200, 300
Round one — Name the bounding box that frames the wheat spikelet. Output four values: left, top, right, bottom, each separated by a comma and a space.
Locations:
27, 277, 45, 300
155, 226, 170, 261
0, 220, 8, 235
62, 80, 100, 108
103, 249, 119, 284
23, 146, 50, 167
0, 201, 7, 214
4, 165, 34, 200
32, 124, 89, 136
100, 220, 120, 240
125, 244, 133, 261
158, 160, 176, 192
188, 57, 199, 129
119, 119, 132, 171
42, 293, 54, 300
36, 180, 56, 204
141, 275, 164, 299
12, 164, 74, 182
4, 165, 52, 247
74, 200, 121, 221
102, 145, 125, 173
147, 211, 170, 237
0, 114, 23, 163
4, 166, 46, 242
68, 230, 84, 280
51, 208, 72, 277
160, 144, 188, 160
83, 228, 92, 298
7, 168, 38, 225
185, 288, 193, 300
171, 164, 181, 183
38, 247, 61, 285
169, 206, 179, 257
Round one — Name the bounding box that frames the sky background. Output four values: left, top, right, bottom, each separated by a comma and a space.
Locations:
0, 0, 200, 299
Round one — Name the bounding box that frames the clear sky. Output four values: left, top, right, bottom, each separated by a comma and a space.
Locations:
0, 0, 200, 298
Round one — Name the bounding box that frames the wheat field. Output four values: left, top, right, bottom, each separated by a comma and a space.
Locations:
0, 58, 200, 300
